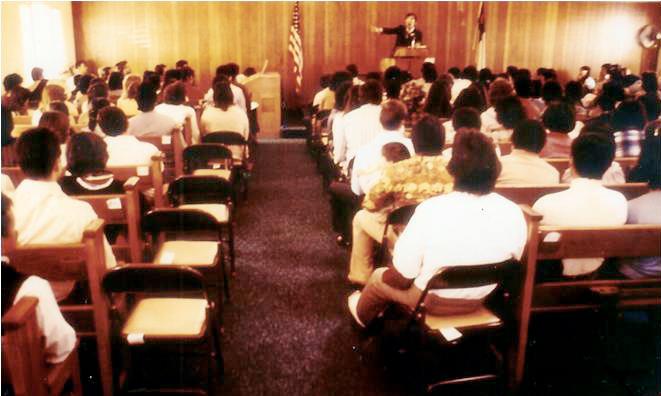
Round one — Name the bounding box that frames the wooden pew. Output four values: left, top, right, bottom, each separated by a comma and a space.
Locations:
7, 219, 114, 396
2, 297, 83, 396
511, 206, 661, 389
136, 128, 185, 182
495, 183, 649, 206
71, 177, 142, 263
107, 153, 166, 208
545, 157, 639, 178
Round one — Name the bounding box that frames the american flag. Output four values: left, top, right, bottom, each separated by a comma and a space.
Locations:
476, 2, 486, 69
288, 1, 303, 95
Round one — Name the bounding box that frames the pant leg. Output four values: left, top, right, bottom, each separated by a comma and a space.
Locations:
349, 210, 387, 284
356, 268, 423, 325
328, 181, 360, 239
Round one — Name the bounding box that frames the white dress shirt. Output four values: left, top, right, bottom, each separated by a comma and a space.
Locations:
313, 87, 331, 108
532, 178, 628, 276
481, 107, 501, 132
497, 149, 560, 185
393, 191, 527, 299
127, 110, 178, 138
154, 103, 200, 144
332, 112, 348, 166
104, 135, 159, 167
351, 129, 415, 195
343, 104, 383, 164
200, 105, 249, 139
451, 78, 472, 104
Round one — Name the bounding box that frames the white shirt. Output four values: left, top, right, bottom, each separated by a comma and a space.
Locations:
481, 107, 501, 132
204, 84, 247, 113
351, 130, 415, 195
127, 110, 178, 138
497, 149, 560, 185
2, 173, 15, 197
532, 178, 628, 276
103, 135, 159, 167
200, 105, 249, 139
313, 87, 331, 108
343, 104, 382, 163
451, 78, 472, 104
393, 191, 527, 299
13, 275, 76, 363
154, 103, 200, 144
332, 112, 348, 166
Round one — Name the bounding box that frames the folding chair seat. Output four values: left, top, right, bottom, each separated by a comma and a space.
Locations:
201, 132, 251, 199
102, 265, 223, 395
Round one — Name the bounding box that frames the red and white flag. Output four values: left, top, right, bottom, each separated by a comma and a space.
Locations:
288, 1, 303, 95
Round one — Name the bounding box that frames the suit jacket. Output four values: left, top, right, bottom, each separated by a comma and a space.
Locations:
382, 25, 423, 48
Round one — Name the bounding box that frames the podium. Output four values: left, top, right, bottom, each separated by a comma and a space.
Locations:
243, 72, 281, 139
380, 46, 430, 73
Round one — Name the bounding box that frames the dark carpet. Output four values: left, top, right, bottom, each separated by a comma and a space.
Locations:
216, 140, 659, 396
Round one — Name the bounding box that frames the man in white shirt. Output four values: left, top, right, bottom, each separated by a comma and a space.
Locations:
342, 80, 384, 164
351, 100, 415, 195
533, 133, 628, 277
12, 128, 117, 300
99, 107, 159, 167
127, 82, 178, 137
497, 120, 560, 185
349, 131, 527, 326
450, 67, 474, 104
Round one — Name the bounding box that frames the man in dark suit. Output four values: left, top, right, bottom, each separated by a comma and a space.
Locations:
372, 13, 423, 49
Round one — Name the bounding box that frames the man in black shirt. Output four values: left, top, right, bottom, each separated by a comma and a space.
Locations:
372, 13, 423, 49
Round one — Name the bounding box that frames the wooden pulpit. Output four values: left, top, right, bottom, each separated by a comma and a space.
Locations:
243, 72, 282, 139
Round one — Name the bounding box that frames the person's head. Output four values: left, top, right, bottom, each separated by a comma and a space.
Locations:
379, 100, 407, 131
163, 68, 183, 88
122, 74, 141, 97
424, 79, 452, 118
642, 72, 658, 94
38, 111, 70, 144
244, 67, 257, 77
2, 193, 14, 248
360, 80, 383, 105
447, 67, 461, 79
541, 80, 563, 103
31, 67, 44, 82
639, 94, 660, 122
454, 86, 486, 112
384, 66, 402, 82
346, 64, 359, 78
40, 84, 67, 110
154, 64, 166, 77
75, 60, 88, 74
344, 85, 362, 112
506, 65, 519, 79
88, 82, 110, 102
495, 96, 526, 129
487, 77, 514, 106
479, 68, 493, 85
602, 80, 625, 102
108, 72, 123, 91
99, 67, 111, 81
571, 133, 615, 179
448, 130, 501, 195
136, 82, 158, 112
381, 142, 411, 163
612, 99, 647, 131
213, 81, 234, 111
404, 12, 417, 28
452, 107, 481, 131
330, 71, 352, 91
540, 68, 557, 83
16, 127, 62, 180
142, 71, 161, 90
462, 66, 478, 82
412, 115, 444, 155
579, 65, 591, 77
98, 106, 128, 137
88, 98, 110, 131
3, 74, 23, 92
48, 101, 69, 116
366, 71, 382, 82
66, 132, 109, 177
634, 136, 661, 189
163, 81, 186, 105
319, 74, 332, 89
511, 119, 546, 154
175, 59, 189, 69
513, 75, 533, 99
542, 101, 575, 133
225, 63, 240, 79
384, 79, 401, 100
564, 81, 583, 105
421, 62, 437, 83
334, 81, 353, 111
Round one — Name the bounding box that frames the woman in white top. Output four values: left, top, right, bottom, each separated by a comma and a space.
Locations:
200, 80, 249, 139
155, 82, 200, 144
117, 75, 141, 117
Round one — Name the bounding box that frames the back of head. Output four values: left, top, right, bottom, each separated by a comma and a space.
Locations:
425, 79, 452, 118
334, 81, 353, 111
384, 79, 401, 100
421, 62, 437, 83
330, 71, 352, 91
379, 100, 407, 131
226, 63, 240, 78
564, 81, 583, 104
88, 82, 109, 100
452, 107, 481, 131
384, 66, 402, 82
319, 74, 332, 89
571, 133, 615, 179
137, 82, 158, 112
213, 81, 234, 111
344, 85, 362, 112
38, 111, 70, 144
635, 136, 661, 189
454, 86, 486, 112
612, 99, 646, 131
602, 80, 625, 102
3, 73, 23, 92
512, 119, 546, 153
513, 75, 532, 98
412, 115, 444, 155
381, 142, 411, 163
164, 81, 186, 105
108, 72, 124, 90
16, 127, 61, 179
164, 68, 183, 85
88, 98, 111, 131
31, 67, 44, 82
365, 71, 382, 82
488, 78, 514, 106
98, 106, 128, 136
360, 79, 383, 105
175, 59, 189, 69
77, 74, 93, 94
448, 67, 461, 79
48, 101, 69, 116
244, 67, 257, 77
44, 84, 66, 103
346, 64, 359, 78
479, 68, 493, 85
541, 80, 563, 103
180, 66, 195, 82
154, 64, 166, 76
495, 96, 527, 129
506, 65, 519, 78
542, 101, 575, 133
67, 132, 109, 176
462, 66, 478, 82
448, 130, 501, 195
143, 71, 161, 90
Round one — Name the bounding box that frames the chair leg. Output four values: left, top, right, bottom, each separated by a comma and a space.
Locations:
70, 346, 84, 396
227, 224, 236, 276
220, 253, 231, 302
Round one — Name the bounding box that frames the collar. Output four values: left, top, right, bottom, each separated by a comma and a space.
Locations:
570, 177, 603, 189
510, 149, 541, 158
104, 134, 137, 142
76, 172, 115, 191
17, 179, 66, 196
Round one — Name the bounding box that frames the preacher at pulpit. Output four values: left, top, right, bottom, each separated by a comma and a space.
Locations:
371, 13, 423, 49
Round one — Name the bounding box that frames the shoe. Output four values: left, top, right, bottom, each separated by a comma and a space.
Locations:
347, 291, 366, 328
335, 234, 350, 247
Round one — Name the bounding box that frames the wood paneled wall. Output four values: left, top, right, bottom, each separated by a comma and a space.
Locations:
72, 1, 660, 105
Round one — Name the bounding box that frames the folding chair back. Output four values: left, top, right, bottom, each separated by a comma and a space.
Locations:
202, 131, 248, 164
102, 264, 206, 297
142, 208, 221, 236
168, 175, 235, 206
182, 144, 233, 174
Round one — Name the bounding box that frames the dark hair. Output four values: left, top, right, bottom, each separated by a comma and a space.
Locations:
334, 81, 353, 111
462, 66, 478, 82
602, 80, 625, 102
319, 74, 332, 88
2, 193, 11, 238
495, 96, 527, 129
424, 79, 452, 118
384, 66, 402, 82
175, 59, 188, 69
512, 119, 546, 153
213, 81, 234, 111
639, 94, 661, 122
506, 65, 519, 78
44, 84, 66, 102
180, 66, 195, 82
581, 121, 614, 138
412, 115, 444, 155
48, 101, 69, 116
16, 128, 61, 178
163, 69, 183, 89
344, 85, 362, 112
163, 82, 186, 105
630, 136, 661, 188
360, 80, 383, 105
454, 86, 486, 112
38, 111, 70, 144
541, 81, 563, 103
595, 94, 616, 112
136, 82, 158, 112
448, 131, 501, 195
108, 72, 123, 90
580, 65, 591, 73
31, 67, 43, 82
330, 71, 352, 91
541, 68, 557, 81
479, 68, 494, 85
642, 72, 658, 93
88, 82, 109, 101
421, 62, 437, 83
564, 81, 583, 105
447, 67, 461, 79
622, 74, 640, 89
142, 71, 161, 90
77, 74, 93, 95
98, 106, 128, 136
384, 79, 401, 100
366, 71, 382, 81
571, 133, 615, 179
612, 99, 646, 131
88, 98, 110, 131
346, 64, 359, 78
154, 64, 166, 76
542, 101, 575, 133
488, 78, 514, 106
66, 132, 109, 176
100, 67, 111, 81
215, 64, 230, 78
405, 12, 417, 20
3, 74, 23, 91
514, 75, 532, 98
380, 100, 407, 130
244, 67, 257, 77
452, 107, 481, 131
225, 63, 240, 78
381, 142, 411, 163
